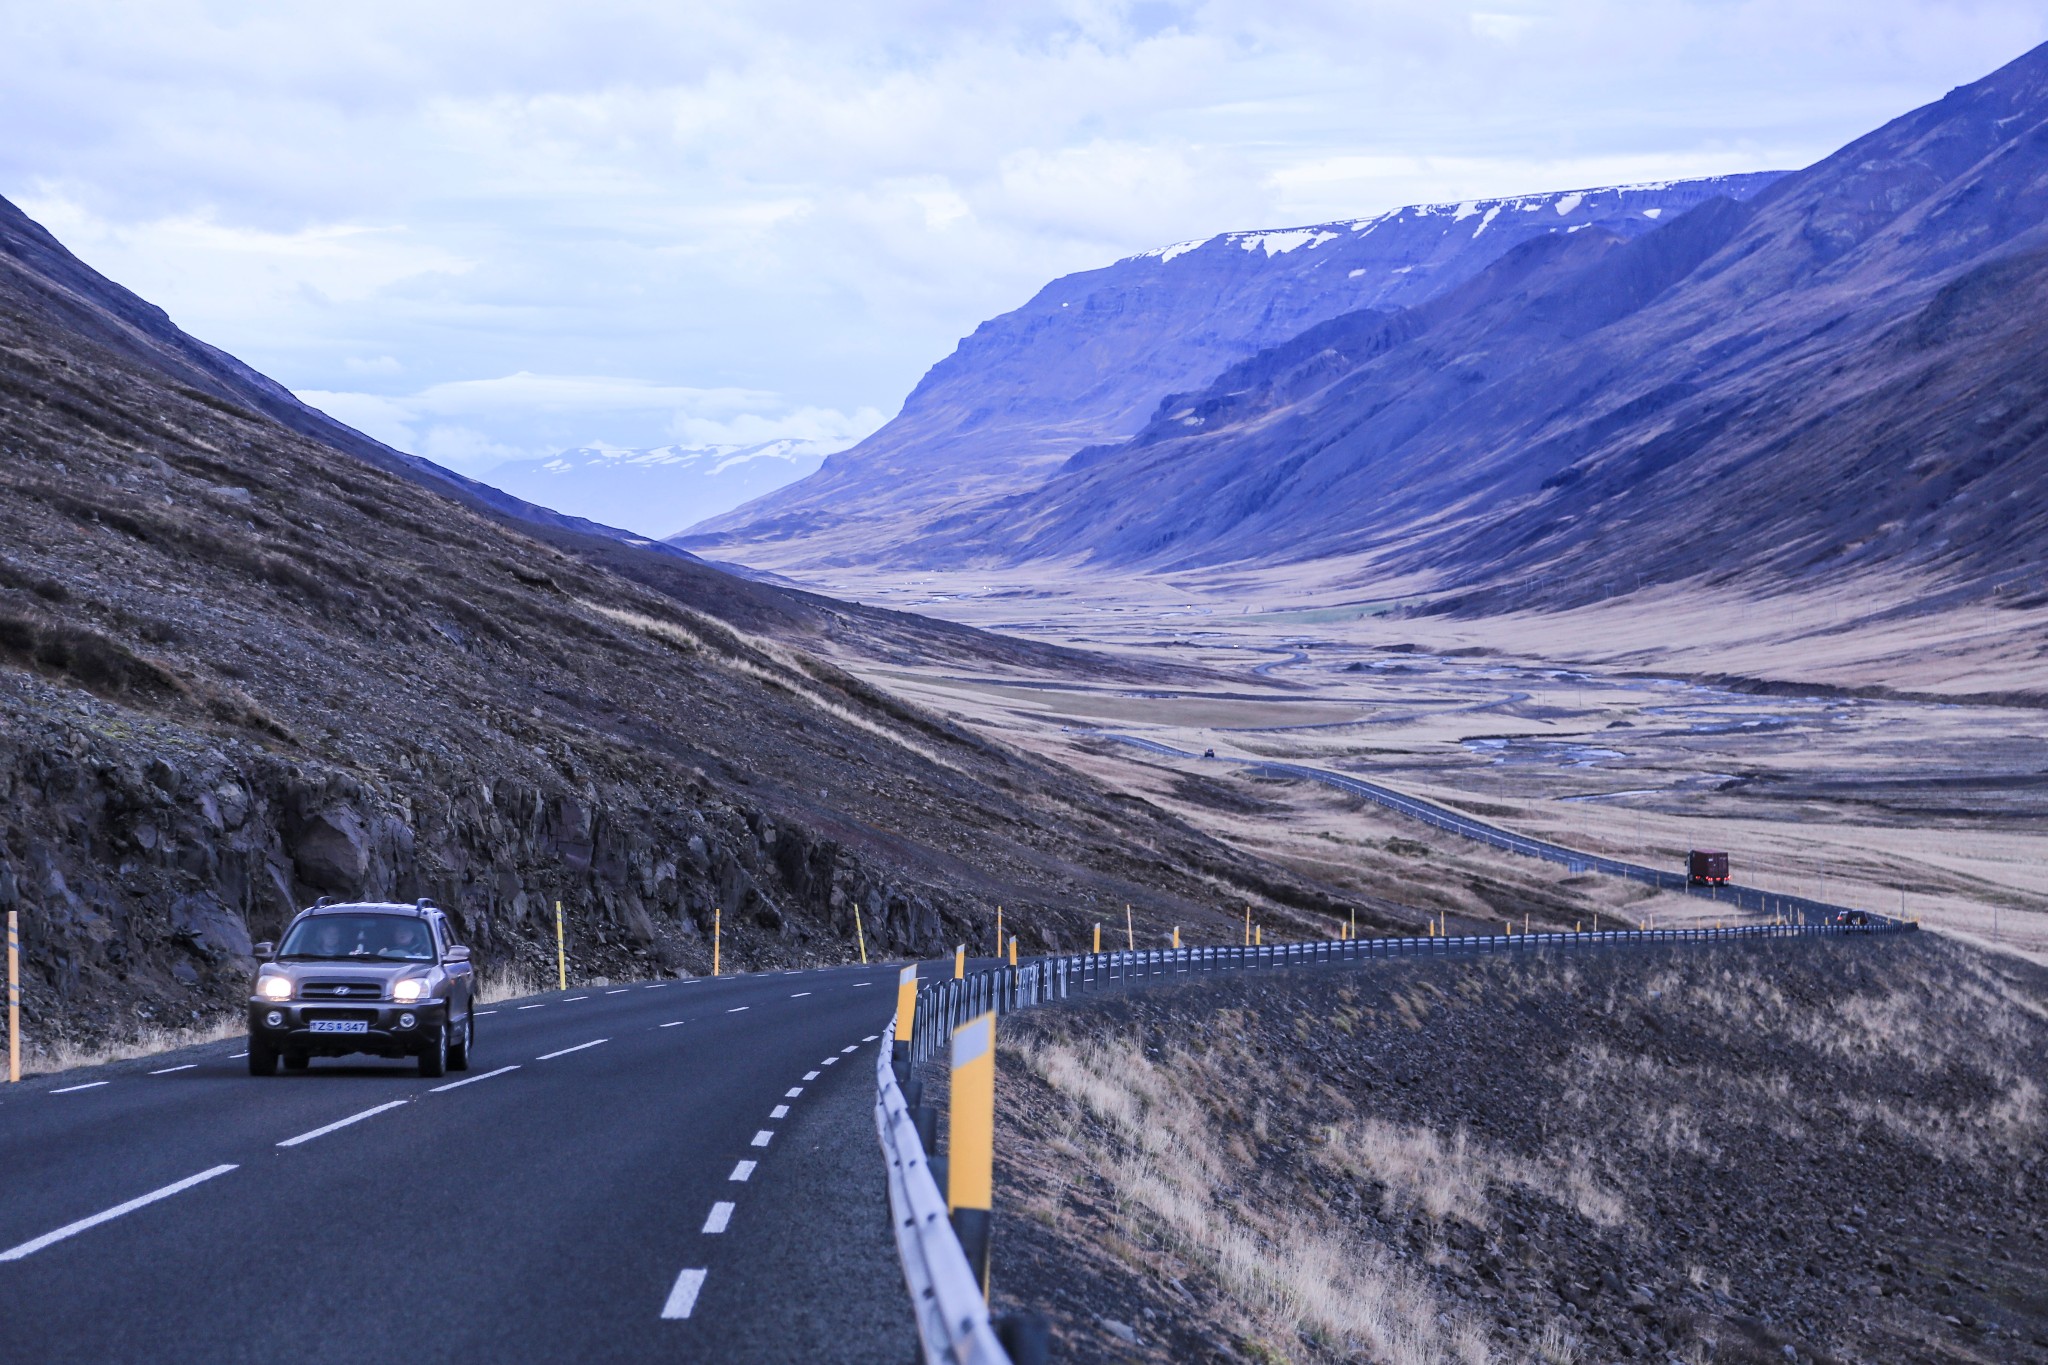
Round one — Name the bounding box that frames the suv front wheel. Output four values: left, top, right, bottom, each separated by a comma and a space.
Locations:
418, 1018, 447, 1078
447, 1008, 473, 1072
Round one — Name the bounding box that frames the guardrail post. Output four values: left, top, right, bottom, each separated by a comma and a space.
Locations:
949, 1010, 997, 1298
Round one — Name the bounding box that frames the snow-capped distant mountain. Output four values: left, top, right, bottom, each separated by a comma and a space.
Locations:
482, 439, 830, 538
681, 173, 1784, 569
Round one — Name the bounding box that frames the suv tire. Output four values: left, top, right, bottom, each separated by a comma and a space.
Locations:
447, 1007, 473, 1072
418, 1018, 447, 1078
283, 1052, 310, 1071
249, 1040, 279, 1076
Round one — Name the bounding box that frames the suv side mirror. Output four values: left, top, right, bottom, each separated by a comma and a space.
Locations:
445, 945, 471, 963
253, 941, 275, 959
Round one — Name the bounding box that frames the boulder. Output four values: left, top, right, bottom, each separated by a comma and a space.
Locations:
292, 805, 368, 893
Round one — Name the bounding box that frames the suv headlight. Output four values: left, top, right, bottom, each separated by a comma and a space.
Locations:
257, 975, 292, 1001
392, 977, 429, 1003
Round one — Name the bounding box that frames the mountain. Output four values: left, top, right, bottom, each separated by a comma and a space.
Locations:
678, 174, 1785, 569
483, 439, 829, 540
0, 195, 1361, 1052
939, 41, 2048, 612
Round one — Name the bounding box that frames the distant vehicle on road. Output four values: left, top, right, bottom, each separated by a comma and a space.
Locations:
246, 899, 476, 1077
1832, 910, 1871, 927
1202, 748, 1216, 759
1687, 850, 1730, 887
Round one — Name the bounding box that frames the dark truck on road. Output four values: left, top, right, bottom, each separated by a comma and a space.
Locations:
1688, 850, 1730, 887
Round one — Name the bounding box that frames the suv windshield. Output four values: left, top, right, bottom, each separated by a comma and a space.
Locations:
279, 914, 436, 962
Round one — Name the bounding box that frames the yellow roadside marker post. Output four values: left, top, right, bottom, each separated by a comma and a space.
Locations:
1349, 906, 1356, 940
954, 944, 966, 979
949, 1010, 997, 1297
1255, 925, 1262, 946
1243, 905, 1251, 947
1124, 904, 1134, 951
853, 903, 869, 965
893, 963, 919, 1080
1172, 925, 1180, 950
1008, 936, 1018, 967
994, 905, 1003, 959
1092, 923, 1101, 954
713, 907, 722, 977
7, 909, 19, 1083
555, 900, 568, 990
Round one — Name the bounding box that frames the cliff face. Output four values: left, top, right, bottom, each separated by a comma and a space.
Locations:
677, 175, 1783, 570
0, 197, 1346, 1058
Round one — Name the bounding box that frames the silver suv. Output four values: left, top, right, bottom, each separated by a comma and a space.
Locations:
247, 900, 477, 1077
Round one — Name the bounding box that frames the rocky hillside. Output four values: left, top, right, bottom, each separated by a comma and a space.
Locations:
978, 935, 2048, 1363
904, 42, 2048, 615
0, 199, 1363, 1061
677, 175, 1781, 571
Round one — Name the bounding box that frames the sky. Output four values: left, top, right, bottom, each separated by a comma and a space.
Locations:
3, 1, 2044, 483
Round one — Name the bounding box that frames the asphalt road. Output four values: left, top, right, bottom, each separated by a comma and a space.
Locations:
0, 964, 922, 1363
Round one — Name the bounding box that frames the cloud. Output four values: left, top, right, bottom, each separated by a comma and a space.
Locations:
2, 0, 2043, 466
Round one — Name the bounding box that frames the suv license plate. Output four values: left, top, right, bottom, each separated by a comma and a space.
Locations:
310, 1020, 369, 1034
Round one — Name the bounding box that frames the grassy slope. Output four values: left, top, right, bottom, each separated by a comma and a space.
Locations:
975, 936, 2047, 1363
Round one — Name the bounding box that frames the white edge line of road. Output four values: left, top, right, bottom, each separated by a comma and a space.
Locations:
537, 1038, 607, 1061
701, 1201, 734, 1234
0, 1164, 239, 1261
661, 1267, 708, 1320
430, 1065, 520, 1093
278, 1100, 410, 1148
729, 1160, 756, 1181
49, 1081, 110, 1093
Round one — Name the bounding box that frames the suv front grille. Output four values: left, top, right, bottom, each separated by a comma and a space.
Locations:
302, 981, 385, 1001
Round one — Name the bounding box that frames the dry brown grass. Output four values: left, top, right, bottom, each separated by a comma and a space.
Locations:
1012, 1030, 1493, 1364
21, 1012, 244, 1075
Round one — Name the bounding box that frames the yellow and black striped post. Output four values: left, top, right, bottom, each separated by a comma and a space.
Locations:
949, 1009, 997, 1296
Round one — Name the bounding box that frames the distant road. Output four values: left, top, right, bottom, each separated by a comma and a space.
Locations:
1105, 734, 1892, 925
0, 965, 918, 1363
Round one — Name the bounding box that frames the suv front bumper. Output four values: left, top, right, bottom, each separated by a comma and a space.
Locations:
247, 1001, 447, 1055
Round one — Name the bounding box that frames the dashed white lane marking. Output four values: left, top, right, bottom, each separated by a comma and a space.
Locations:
803, 1071, 820, 1081
537, 1039, 607, 1060
784, 1087, 803, 1098
839, 1045, 858, 1054
660, 1267, 708, 1320
660, 1021, 686, 1028
821, 1057, 839, 1067
862, 1034, 879, 1042
563, 995, 590, 1002
605, 989, 628, 995
0, 1164, 238, 1261
750, 1130, 774, 1148
279, 1100, 409, 1148
50, 1082, 109, 1094
646, 982, 671, 989
517, 1004, 547, 1011
790, 992, 812, 998
726, 1006, 750, 1014
475, 1010, 499, 1016
770, 1105, 789, 1119
229, 1051, 248, 1059
430, 1065, 520, 1093
701, 1201, 734, 1234
729, 1160, 756, 1182
148, 1064, 196, 1076
852, 982, 872, 987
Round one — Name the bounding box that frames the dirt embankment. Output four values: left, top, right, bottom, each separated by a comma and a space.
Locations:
975, 936, 2048, 1363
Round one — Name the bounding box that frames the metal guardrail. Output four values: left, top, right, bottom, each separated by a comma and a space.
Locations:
902, 921, 1908, 1065
875, 1020, 1008, 1365
1105, 733, 1904, 928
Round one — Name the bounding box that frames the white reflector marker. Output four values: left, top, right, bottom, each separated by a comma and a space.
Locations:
661, 1268, 708, 1320
279, 1100, 409, 1148
701, 1202, 734, 1234
1, 1164, 237, 1261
